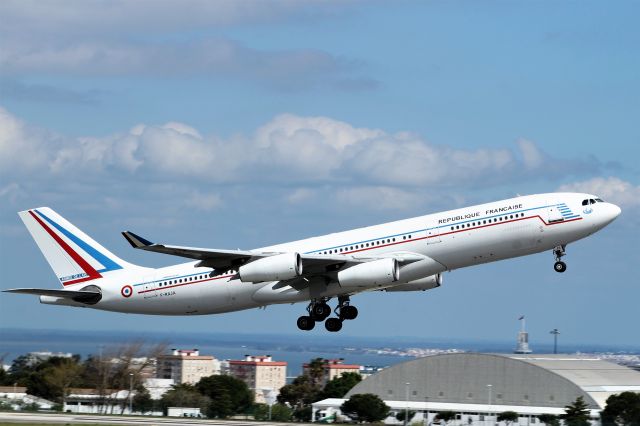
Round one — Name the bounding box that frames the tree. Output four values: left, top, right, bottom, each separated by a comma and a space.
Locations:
538, 414, 560, 426
253, 403, 293, 421
306, 358, 327, 387
293, 405, 312, 422
80, 340, 167, 414
340, 393, 389, 423
277, 374, 321, 410
19, 356, 84, 403
498, 411, 519, 425
42, 359, 83, 404
562, 396, 591, 426
436, 411, 456, 425
196, 375, 253, 418
133, 386, 155, 414
160, 384, 210, 415
320, 372, 362, 399
601, 392, 640, 426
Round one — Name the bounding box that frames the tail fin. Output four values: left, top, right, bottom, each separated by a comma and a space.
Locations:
19, 207, 136, 287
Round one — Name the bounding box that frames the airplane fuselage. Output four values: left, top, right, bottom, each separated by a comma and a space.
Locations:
78, 192, 619, 317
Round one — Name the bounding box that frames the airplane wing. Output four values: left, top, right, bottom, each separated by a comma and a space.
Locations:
122, 231, 424, 274
122, 231, 273, 269
3, 288, 102, 304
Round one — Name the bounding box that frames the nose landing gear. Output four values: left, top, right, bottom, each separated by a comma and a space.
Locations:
553, 245, 567, 273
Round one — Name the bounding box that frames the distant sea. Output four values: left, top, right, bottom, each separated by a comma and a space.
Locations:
1, 328, 638, 376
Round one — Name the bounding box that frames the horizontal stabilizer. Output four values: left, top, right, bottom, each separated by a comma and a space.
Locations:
3, 288, 102, 304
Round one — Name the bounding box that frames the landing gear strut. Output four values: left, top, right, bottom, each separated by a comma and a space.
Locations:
310, 300, 331, 322
553, 245, 567, 273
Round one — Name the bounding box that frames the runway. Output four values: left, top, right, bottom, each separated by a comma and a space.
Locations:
0, 412, 299, 426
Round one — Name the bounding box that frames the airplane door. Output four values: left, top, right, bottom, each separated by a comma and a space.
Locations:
547, 203, 565, 224
142, 277, 158, 299
426, 227, 442, 244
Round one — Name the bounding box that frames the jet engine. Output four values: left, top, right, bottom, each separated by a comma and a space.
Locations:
385, 273, 442, 292
239, 253, 303, 283
338, 258, 399, 288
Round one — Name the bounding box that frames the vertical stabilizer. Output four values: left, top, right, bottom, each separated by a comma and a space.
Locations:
19, 207, 136, 287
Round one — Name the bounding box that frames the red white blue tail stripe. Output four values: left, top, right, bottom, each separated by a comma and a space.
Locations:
26, 209, 122, 286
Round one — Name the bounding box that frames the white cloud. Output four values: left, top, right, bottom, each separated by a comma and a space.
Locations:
286, 188, 316, 205
0, 1, 343, 37
0, 1, 374, 92
336, 186, 422, 211
0, 107, 602, 194
1, 39, 354, 89
557, 177, 640, 208
184, 191, 223, 211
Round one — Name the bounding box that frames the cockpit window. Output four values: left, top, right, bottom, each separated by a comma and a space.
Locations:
590, 199, 596, 204
582, 199, 589, 206
595, 198, 604, 202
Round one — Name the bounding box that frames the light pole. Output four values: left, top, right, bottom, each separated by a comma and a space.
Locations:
486, 384, 493, 426
550, 329, 560, 354
405, 382, 410, 426
128, 373, 133, 415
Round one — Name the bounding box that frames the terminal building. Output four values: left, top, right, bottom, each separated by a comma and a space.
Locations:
312, 353, 640, 424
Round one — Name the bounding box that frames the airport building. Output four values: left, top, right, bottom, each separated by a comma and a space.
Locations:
312, 353, 640, 424
228, 355, 287, 404
156, 348, 220, 385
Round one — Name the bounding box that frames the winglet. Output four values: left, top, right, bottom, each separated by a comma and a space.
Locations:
122, 231, 154, 248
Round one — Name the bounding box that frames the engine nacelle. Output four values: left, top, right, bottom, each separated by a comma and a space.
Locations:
239, 253, 302, 283
338, 258, 399, 288
385, 273, 442, 292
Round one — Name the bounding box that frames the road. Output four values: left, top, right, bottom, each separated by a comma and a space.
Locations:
0, 412, 301, 426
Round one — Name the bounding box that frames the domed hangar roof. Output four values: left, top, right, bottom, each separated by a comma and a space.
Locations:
345, 353, 640, 409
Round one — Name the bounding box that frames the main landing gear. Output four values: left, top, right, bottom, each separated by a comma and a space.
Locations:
553, 245, 567, 273
297, 296, 358, 332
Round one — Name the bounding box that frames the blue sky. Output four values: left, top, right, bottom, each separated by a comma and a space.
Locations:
1, 1, 639, 347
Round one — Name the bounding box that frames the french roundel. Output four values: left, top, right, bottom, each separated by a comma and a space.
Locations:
121, 285, 133, 298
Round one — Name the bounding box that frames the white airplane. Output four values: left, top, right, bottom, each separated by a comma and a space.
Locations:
5, 192, 620, 332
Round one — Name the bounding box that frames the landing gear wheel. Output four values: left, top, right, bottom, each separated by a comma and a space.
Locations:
554, 261, 567, 273
340, 305, 358, 320
325, 318, 343, 332
311, 303, 331, 321
297, 315, 315, 331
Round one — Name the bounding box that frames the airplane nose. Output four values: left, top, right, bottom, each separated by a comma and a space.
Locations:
605, 203, 622, 223
611, 203, 622, 219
